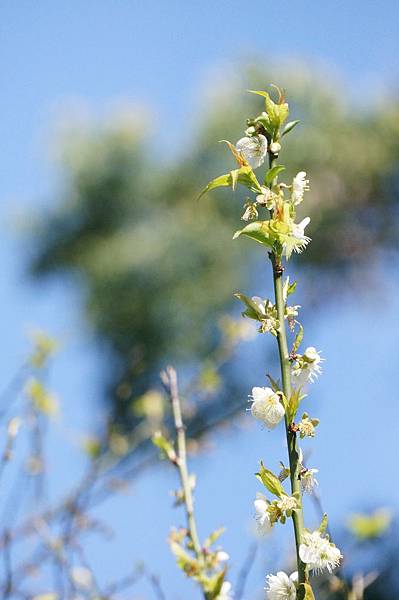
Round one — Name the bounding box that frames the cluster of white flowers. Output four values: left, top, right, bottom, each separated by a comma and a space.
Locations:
300, 468, 319, 494
292, 346, 323, 384
236, 135, 268, 169
299, 530, 342, 574
297, 414, 318, 438
291, 171, 310, 205
265, 571, 298, 600
250, 387, 285, 429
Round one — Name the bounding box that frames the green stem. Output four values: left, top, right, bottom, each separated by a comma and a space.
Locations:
167, 367, 202, 556
271, 256, 306, 587
267, 152, 306, 594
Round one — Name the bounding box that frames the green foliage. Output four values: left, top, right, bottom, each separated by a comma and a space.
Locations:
348, 509, 392, 540
256, 461, 285, 497
29, 63, 399, 436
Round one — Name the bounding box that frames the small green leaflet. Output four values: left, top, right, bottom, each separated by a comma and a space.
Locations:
256, 462, 284, 497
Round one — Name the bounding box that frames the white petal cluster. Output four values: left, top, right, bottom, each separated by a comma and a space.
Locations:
300, 468, 319, 494
292, 347, 323, 384
250, 387, 285, 429
291, 171, 309, 205
254, 492, 273, 535
277, 495, 298, 515
236, 135, 268, 169
299, 530, 342, 574
256, 186, 276, 210
291, 217, 311, 252
265, 571, 298, 600
217, 581, 234, 600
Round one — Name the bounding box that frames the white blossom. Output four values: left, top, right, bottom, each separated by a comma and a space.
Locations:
299, 530, 342, 574
291, 171, 309, 205
265, 571, 298, 600
297, 415, 317, 438
217, 581, 234, 600
216, 551, 230, 563
277, 494, 298, 516
292, 346, 323, 384
291, 217, 311, 252
256, 186, 276, 210
269, 141, 281, 155
300, 468, 319, 494
250, 387, 285, 429
254, 492, 273, 535
236, 135, 268, 169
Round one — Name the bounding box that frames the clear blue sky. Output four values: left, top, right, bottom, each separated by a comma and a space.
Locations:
0, 1, 398, 598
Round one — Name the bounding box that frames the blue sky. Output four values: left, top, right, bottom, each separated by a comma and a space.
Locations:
0, 1, 399, 598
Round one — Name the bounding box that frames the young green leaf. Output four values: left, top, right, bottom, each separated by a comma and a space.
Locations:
256, 462, 285, 497
318, 513, 329, 535
299, 583, 315, 600
264, 165, 286, 185
203, 527, 225, 549
292, 323, 304, 354
152, 431, 177, 463
282, 120, 300, 136
233, 221, 273, 248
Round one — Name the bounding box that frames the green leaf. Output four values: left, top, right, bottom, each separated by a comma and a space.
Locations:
203, 527, 225, 549
204, 568, 226, 599
197, 173, 232, 199
198, 165, 262, 200
233, 221, 273, 248
286, 280, 297, 297
152, 431, 176, 462
287, 388, 303, 423
348, 509, 392, 540
264, 165, 285, 185
234, 292, 262, 320
282, 120, 300, 136
256, 462, 284, 497
266, 373, 280, 392
318, 513, 328, 535
299, 583, 315, 600
292, 323, 304, 354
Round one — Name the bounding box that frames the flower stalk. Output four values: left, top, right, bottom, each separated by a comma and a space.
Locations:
201, 85, 342, 598
271, 252, 306, 590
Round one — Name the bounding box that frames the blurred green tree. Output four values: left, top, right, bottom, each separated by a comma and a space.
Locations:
28, 63, 399, 437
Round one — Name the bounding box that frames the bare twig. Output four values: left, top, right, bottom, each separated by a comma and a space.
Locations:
235, 541, 258, 600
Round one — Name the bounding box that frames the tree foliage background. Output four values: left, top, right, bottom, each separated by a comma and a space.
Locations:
28, 63, 399, 437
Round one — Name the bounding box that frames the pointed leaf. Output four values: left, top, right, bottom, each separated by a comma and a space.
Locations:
264, 165, 285, 185
266, 373, 280, 392
282, 120, 300, 136
318, 513, 328, 535
292, 323, 304, 354
203, 527, 225, 549
234, 293, 262, 320
256, 462, 285, 497
299, 583, 315, 600
233, 221, 273, 248
198, 173, 232, 200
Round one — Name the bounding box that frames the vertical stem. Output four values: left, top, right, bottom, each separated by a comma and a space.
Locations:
271, 255, 306, 589
166, 367, 202, 556
267, 152, 306, 592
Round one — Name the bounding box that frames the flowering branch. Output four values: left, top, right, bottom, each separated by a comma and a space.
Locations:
161, 366, 202, 556
155, 366, 232, 600
201, 85, 342, 599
